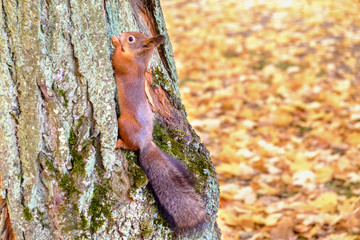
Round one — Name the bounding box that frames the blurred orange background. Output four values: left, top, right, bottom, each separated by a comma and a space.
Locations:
162, 0, 360, 239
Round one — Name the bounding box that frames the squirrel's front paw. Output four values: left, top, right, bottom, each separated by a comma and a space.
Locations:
115, 139, 125, 149
115, 139, 138, 151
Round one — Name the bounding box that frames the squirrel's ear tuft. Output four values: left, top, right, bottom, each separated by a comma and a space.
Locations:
142, 35, 165, 49
152, 35, 165, 46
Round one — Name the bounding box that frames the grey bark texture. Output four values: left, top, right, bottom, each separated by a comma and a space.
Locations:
0, 0, 220, 239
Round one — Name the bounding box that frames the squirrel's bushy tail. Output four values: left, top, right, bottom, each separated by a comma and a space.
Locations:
139, 142, 206, 230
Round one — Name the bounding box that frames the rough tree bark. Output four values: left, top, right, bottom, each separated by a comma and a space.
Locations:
0, 0, 220, 239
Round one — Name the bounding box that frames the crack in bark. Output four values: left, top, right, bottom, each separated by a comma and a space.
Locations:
141, 0, 173, 82
66, 15, 83, 83
84, 74, 104, 169
1, 0, 16, 84
0, 195, 15, 239
40, 0, 51, 51
1, 1, 23, 238
103, 0, 111, 38
1, 0, 21, 120
68, 35, 81, 79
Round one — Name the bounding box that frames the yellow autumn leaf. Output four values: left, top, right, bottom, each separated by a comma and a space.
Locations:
272, 111, 293, 127
311, 192, 338, 213
264, 213, 282, 226
246, 35, 262, 50
346, 132, 360, 146
338, 197, 360, 213
216, 163, 242, 177
315, 166, 334, 183
289, 153, 314, 172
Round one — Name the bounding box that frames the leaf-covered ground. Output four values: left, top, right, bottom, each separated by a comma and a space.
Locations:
162, 0, 360, 239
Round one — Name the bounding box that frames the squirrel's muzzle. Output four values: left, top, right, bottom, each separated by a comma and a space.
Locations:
111, 36, 125, 52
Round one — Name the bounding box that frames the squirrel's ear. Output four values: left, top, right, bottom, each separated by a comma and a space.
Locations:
111, 37, 121, 47
142, 35, 165, 49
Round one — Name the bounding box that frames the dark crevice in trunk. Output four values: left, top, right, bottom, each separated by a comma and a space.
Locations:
1, 0, 16, 84
94, 133, 104, 170
142, 0, 173, 82
103, 0, 111, 39
67, 0, 81, 78
68, 33, 81, 79
1, 3, 24, 238
85, 75, 103, 170
2, 1, 20, 122
40, 0, 51, 57
0, 195, 15, 240
2, 0, 21, 124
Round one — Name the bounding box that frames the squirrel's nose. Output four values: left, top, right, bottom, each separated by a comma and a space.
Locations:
111, 37, 125, 52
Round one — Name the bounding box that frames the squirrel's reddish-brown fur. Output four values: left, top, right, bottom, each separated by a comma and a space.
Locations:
111, 32, 206, 231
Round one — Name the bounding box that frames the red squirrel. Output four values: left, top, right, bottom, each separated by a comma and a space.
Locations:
111, 32, 206, 231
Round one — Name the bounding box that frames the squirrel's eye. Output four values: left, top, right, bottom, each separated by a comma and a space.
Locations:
128, 36, 134, 42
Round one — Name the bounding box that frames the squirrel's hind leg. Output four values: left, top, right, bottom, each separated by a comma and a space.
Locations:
115, 139, 136, 150
116, 114, 141, 151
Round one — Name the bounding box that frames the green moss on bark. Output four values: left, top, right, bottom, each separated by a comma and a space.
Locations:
23, 207, 33, 221
140, 221, 154, 238
68, 124, 92, 176
79, 212, 89, 230
54, 88, 69, 108
44, 157, 59, 175
152, 66, 186, 112
77, 212, 90, 239
59, 173, 79, 199
152, 122, 213, 183
124, 150, 148, 190
88, 168, 113, 233
68, 128, 86, 175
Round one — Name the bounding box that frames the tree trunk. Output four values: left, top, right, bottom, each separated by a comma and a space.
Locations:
0, 0, 220, 239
